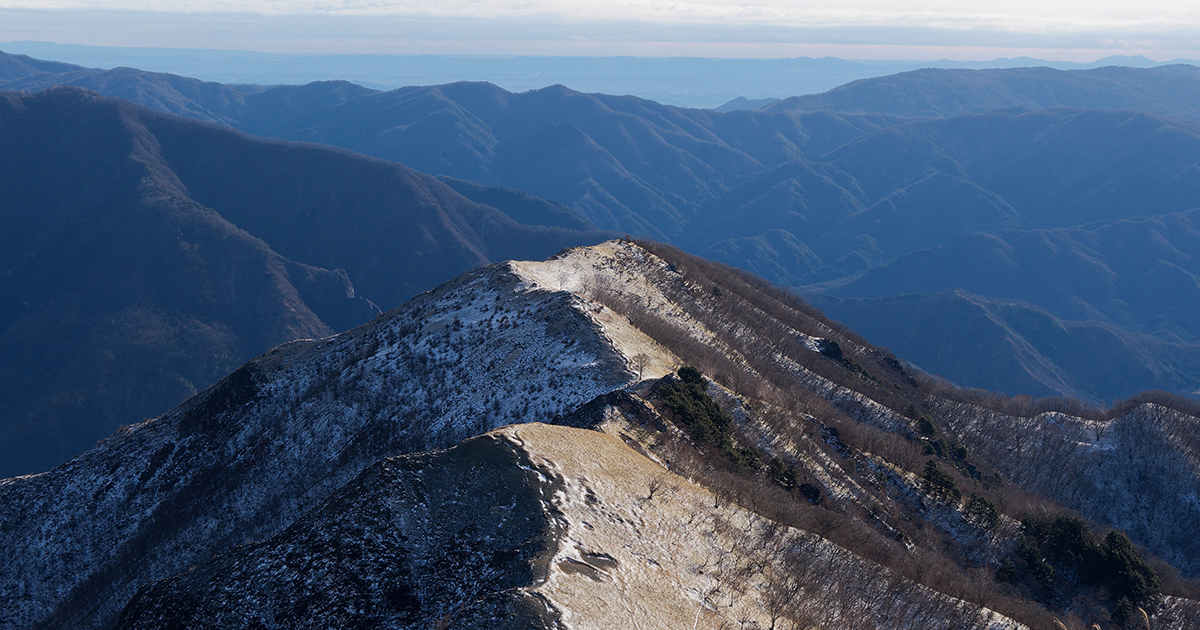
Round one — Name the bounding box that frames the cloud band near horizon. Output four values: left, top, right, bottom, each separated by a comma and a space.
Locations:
2, 2, 1199, 61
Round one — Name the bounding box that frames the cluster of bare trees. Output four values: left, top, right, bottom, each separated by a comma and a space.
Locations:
688, 504, 1020, 630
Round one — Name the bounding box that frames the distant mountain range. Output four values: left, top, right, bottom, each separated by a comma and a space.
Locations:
4, 41, 1197, 108
5, 49, 1200, 475
764, 64, 1200, 120
0, 86, 611, 477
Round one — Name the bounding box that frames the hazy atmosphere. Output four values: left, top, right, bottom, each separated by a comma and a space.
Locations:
2, 0, 1199, 60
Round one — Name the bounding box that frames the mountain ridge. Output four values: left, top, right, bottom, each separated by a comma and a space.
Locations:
764, 64, 1200, 120
4, 240, 1198, 630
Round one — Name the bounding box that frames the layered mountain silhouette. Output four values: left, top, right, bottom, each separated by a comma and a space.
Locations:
0, 87, 611, 477
811, 291, 1200, 402
0, 49, 906, 237
6, 48, 1200, 405
763, 64, 1200, 120
4, 241, 1198, 630
810, 209, 1200, 400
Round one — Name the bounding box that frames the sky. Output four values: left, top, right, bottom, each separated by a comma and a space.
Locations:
1, 0, 1199, 61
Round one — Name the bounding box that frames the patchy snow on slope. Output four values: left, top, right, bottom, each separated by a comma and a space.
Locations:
512, 241, 684, 382
937, 399, 1200, 577
0, 259, 639, 630
111, 420, 1027, 630
8, 238, 1196, 630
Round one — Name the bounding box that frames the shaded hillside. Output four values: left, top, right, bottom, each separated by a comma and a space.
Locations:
809, 210, 1200, 402
0, 50, 904, 237
681, 110, 1200, 402
435, 175, 598, 232
821, 109, 1200, 232
829, 210, 1200, 342
687, 108, 1200, 272
811, 291, 1200, 402
0, 50, 83, 80
0, 87, 611, 477
4, 241, 1197, 630
248, 82, 901, 237
765, 64, 1200, 120
0, 59, 251, 125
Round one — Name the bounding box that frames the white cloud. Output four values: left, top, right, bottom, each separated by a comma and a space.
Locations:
3, 0, 1197, 34
2, 1, 1198, 61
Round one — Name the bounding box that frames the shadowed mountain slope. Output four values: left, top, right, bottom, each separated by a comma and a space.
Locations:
809, 210, 1200, 401
248, 82, 902, 237
434, 175, 599, 232
678, 107, 1200, 272
829, 209, 1200, 341
0, 51, 905, 237
0, 87, 611, 477
0, 50, 84, 81
765, 64, 1200, 120
811, 291, 1200, 402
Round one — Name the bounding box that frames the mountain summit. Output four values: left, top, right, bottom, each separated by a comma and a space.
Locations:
3, 240, 1198, 629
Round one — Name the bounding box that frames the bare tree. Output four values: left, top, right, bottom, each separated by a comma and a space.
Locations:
631, 352, 651, 381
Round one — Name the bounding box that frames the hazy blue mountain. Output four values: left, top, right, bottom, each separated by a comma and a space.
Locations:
701, 229, 823, 286
680, 108, 1200, 278
811, 290, 1200, 402
0, 87, 611, 477
245, 82, 902, 237
434, 176, 598, 231
9, 47, 1200, 403
6, 41, 1195, 108
765, 65, 1200, 120
1, 63, 250, 125
808, 209, 1200, 402
828, 209, 1200, 341
714, 96, 780, 112
1, 51, 905, 236
0, 50, 82, 79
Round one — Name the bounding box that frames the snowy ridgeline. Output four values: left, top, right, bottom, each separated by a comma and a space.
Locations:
0, 259, 636, 630
4, 238, 1197, 630
113, 421, 1028, 630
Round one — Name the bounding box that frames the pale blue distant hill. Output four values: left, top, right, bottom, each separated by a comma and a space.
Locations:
5, 41, 1193, 109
